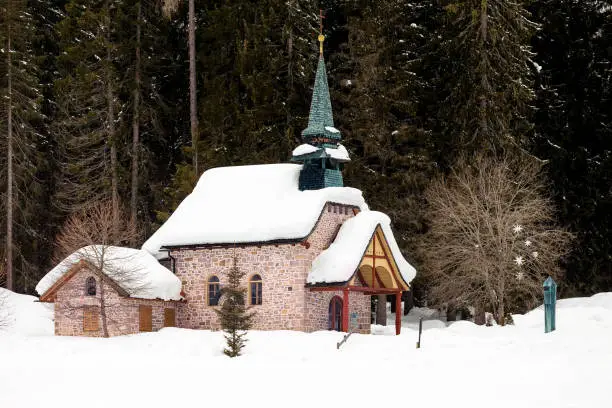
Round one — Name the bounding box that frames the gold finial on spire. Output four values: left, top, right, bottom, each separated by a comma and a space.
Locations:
318, 9, 325, 55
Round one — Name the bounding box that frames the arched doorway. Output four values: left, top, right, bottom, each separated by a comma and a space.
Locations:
328, 296, 343, 331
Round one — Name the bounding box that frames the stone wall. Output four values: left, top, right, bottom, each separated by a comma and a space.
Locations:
304, 290, 371, 334
53, 266, 178, 337
173, 202, 365, 332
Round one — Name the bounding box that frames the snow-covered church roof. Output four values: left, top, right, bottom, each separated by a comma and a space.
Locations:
307, 211, 417, 286
142, 163, 367, 254
36, 246, 182, 301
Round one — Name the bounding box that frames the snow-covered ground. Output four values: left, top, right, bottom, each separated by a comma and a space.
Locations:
1, 289, 611, 408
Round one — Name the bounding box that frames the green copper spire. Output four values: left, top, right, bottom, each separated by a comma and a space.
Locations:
292, 20, 348, 191
301, 55, 341, 143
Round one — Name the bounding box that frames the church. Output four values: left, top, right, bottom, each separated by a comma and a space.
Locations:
36, 32, 416, 337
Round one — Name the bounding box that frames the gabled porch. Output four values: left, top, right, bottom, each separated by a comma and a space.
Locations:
308, 223, 411, 335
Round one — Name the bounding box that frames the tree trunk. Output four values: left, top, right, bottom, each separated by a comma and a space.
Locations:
497, 298, 505, 326
474, 304, 486, 326
376, 294, 387, 325
478, 0, 490, 142
403, 291, 414, 315
106, 2, 119, 233
446, 303, 457, 322
5, 29, 13, 291
130, 1, 142, 233
99, 275, 109, 337
188, 0, 199, 177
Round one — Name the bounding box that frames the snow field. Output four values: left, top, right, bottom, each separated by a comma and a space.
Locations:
1, 291, 611, 408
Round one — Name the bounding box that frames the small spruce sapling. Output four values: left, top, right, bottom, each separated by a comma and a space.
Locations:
215, 258, 254, 357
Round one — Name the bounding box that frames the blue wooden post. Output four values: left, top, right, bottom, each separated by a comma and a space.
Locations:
543, 277, 557, 333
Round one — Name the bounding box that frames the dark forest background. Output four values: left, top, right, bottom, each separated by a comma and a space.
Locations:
0, 0, 610, 299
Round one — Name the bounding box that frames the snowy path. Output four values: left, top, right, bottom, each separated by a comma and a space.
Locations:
1, 293, 611, 408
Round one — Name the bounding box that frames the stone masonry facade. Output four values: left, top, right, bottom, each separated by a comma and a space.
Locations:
53, 266, 179, 337
172, 203, 371, 334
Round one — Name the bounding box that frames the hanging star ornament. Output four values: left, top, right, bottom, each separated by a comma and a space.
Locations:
513, 224, 523, 234
515, 255, 524, 266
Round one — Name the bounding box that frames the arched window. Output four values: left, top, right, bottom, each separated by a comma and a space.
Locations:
208, 276, 221, 306
85, 277, 96, 296
249, 274, 262, 305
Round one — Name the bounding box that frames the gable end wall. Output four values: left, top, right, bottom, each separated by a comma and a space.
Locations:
53, 266, 177, 337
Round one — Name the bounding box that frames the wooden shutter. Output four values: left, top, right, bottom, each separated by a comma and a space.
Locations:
139, 305, 152, 332
164, 308, 176, 327
83, 307, 99, 332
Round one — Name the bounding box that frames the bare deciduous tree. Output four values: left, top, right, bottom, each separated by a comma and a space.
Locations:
421, 153, 572, 325
53, 200, 144, 337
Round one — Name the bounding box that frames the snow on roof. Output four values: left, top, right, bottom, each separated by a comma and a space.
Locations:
142, 164, 367, 253
292, 144, 319, 157
36, 246, 182, 301
307, 211, 416, 285
325, 144, 350, 161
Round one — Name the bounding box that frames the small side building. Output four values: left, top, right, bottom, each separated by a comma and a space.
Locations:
36, 246, 183, 337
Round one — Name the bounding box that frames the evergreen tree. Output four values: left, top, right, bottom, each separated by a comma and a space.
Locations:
0, 0, 45, 290
115, 0, 181, 238
322, 1, 437, 269
156, 0, 318, 224
430, 0, 537, 165
53, 0, 124, 222
215, 258, 254, 358
530, 0, 612, 294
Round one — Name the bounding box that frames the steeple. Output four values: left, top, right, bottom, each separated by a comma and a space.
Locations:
301, 13, 340, 145
291, 10, 350, 191
301, 55, 340, 144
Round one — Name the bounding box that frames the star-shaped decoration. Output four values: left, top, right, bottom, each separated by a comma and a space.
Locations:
525, 240, 532, 246
532, 251, 539, 258
515, 255, 524, 266
513, 224, 523, 234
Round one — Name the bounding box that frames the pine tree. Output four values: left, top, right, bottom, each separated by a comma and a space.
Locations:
530, 0, 612, 294
321, 1, 437, 266
0, 0, 44, 290
156, 0, 318, 225
115, 0, 181, 238
431, 0, 537, 164
53, 0, 124, 222
215, 258, 254, 358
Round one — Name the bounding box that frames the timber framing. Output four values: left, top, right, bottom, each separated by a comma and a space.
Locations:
306, 223, 409, 336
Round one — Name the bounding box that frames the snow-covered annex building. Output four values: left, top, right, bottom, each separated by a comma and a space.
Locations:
37, 35, 416, 336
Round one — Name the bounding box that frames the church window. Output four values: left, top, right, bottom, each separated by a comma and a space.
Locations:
249, 275, 263, 306
85, 276, 96, 296
208, 276, 221, 306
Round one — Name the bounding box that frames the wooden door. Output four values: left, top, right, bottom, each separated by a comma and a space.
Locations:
83, 306, 100, 332
139, 305, 152, 332
164, 308, 176, 327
